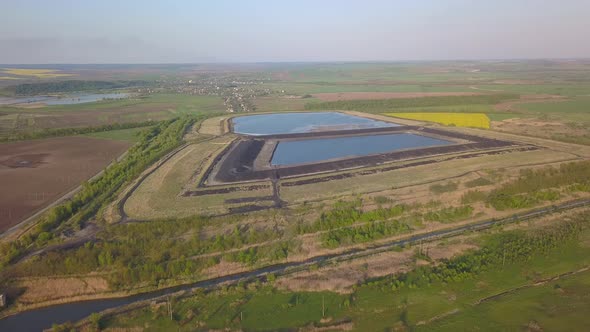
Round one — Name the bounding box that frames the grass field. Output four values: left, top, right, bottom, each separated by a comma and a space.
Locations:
385, 112, 491, 128
355, 226, 590, 330
266, 82, 475, 95
101, 210, 590, 331
516, 96, 590, 114
31, 94, 225, 114
0, 94, 225, 137
384, 104, 495, 113
82, 126, 151, 142
123, 135, 275, 219
253, 96, 319, 112
486, 113, 528, 121
472, 84, 590, 97
422, 269, 590, 331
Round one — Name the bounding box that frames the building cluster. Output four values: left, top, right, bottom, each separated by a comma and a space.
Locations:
163, 75, 272, 113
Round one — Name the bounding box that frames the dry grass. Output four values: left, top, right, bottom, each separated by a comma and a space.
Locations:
276, 237, 479, 293
124, 135, 273, 219
198, 115, 229, 136
14, 276, 109, 305
202, 261, 248, 279
102, 328, 144, 332
492, 117, 590, 143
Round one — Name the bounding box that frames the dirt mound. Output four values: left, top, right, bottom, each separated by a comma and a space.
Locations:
0, 153, 49, 168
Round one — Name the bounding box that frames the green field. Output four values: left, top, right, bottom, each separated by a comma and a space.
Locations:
82, 126, 151, 142
5, 61, 590, 330
0, 94, 225, 139
99, 211, 590, 331
516, 96, 590, 114
269, 83, 475, 95
471, 84, 590, 97
35, 93, 225, 114
422, 270, 590, 331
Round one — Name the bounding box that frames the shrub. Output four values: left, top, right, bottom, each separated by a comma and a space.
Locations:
430, 182, 458, 194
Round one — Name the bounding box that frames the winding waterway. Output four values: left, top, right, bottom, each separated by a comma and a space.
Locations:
1, 199, 589, 331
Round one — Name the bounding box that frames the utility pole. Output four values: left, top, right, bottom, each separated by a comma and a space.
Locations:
168, 296, 173, 320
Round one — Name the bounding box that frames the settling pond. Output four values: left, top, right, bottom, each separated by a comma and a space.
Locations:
0, 112, 445, 331
271, 133, 451, 166
232, 111, 397, 135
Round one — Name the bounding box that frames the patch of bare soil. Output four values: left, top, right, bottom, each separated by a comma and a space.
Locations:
312, 92, 482, 102
0, 136, 130, 231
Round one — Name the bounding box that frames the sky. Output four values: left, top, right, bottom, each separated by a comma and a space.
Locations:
1, 0, 589, 64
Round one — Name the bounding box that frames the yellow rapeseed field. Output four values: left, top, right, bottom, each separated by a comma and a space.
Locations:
385, 112, 490, 129
1, 68, 75, 78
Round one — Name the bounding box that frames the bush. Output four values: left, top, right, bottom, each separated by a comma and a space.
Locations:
363, 215, 587, 292
461, 190, 488, 204
465, 177, 493, 188
430, 182, 458, 194
423, 206, 473, 223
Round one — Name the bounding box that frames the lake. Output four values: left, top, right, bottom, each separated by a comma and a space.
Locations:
0, 92, 132, 106
271, 133, 451, 166
232, 112, 398, 135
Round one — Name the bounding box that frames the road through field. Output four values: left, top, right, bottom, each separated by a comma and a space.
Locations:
1, 199, 589, 331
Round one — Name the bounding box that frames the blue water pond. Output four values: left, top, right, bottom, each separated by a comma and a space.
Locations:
232, 112, 398, 135
271, 133, 451, 166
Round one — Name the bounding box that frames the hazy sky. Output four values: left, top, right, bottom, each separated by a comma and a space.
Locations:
1, 0, 589, 63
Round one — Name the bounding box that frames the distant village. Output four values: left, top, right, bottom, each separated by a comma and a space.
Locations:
135, 75, 274, 113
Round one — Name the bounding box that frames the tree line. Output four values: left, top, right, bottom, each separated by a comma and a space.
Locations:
0, 116, 198, 269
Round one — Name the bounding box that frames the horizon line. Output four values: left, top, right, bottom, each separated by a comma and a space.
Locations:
1, 57, 590, 66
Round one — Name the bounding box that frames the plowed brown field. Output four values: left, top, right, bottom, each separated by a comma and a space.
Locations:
0, 136, 130, 232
